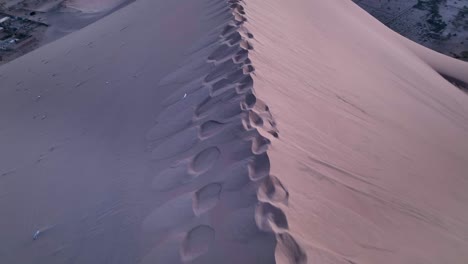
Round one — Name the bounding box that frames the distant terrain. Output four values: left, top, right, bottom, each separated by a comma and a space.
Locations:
2, 0, 466, 64
0, 0, 131, 64
353, 0, 468, 61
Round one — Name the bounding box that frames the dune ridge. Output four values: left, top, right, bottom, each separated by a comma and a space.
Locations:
140, 0, 306, 263
1, 0, 468, 263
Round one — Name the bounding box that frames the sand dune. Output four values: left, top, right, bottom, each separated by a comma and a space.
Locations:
0, 0, 467, 263
247, 0, 468, 263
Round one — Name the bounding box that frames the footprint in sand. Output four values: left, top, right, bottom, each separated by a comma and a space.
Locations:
234, 13, 246, 23
195, 89, 237, 117
255, 202, 289, 232
236, 75, 253, 94
275, 232, 308, 264
248, 110, 263, 126
240, 39, 253, 50
210, 100, 243, 122
225, 32, 242, 46
221, 23, 237, 37
193, 183, 223, 215
258, 175, 289, 204
226, 67, 246, 82
205, 60, 239, 83
190, 147, 221, 174
233, 49, 248, 63
180, 225, 216, 262
248, 153, 270, 181
242, 65, 255, 74
199, 120, 225, 139
251, 134, 271, 154
208, 44, 240, 62
241, 93, 256, 110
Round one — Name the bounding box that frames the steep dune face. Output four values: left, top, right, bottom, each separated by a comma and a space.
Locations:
247, 0, 468, 263
0, 0, 468, 263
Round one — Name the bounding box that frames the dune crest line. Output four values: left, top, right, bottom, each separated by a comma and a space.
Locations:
142, 0, 306, 263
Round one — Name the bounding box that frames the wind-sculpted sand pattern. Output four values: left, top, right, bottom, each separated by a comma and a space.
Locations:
141, 0, 306, 263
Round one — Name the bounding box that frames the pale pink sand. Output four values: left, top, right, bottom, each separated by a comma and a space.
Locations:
247, 0, 468, 263
0, 0, 467, 263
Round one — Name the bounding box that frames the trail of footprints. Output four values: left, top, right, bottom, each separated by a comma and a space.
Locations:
142, 0, 307, 263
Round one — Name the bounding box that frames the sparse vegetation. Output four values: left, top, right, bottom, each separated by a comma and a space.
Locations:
452, 6, 468, 28
354, 0, 468, 62
414, 0, 447, 32
461, 50, 468, 59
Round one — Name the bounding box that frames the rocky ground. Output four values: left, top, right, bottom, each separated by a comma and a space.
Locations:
0, 0, 132, 64
353, 0, 468, 61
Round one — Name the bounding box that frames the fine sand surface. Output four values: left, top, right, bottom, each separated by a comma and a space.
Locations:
0, 0, 468, 263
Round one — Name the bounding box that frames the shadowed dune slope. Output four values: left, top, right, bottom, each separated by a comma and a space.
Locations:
0, 0, 468, 263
